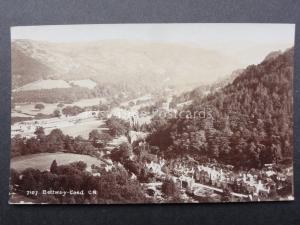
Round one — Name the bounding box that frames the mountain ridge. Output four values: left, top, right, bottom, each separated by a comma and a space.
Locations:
11, 39, 240, 90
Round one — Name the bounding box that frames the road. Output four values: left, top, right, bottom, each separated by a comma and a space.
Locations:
193, 182, 248, 199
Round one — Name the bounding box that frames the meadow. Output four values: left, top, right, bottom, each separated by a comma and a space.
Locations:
11, 152, 102, 172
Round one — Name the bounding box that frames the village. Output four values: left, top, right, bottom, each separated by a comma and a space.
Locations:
134, 152, 293, 202
11, 90, 293, 203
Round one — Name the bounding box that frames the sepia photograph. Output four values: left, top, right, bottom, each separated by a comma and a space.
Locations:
9, 23, 295, 204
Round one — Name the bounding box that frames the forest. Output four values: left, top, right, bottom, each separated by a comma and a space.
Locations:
146, 48, 293, 170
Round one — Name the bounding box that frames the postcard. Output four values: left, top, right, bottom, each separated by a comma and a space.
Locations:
9, 23, 294, 204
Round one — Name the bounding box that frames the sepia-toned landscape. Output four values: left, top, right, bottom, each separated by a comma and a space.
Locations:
9, 24, 294, 204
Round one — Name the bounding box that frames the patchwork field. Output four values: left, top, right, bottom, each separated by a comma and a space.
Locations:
13, 97, 106, 116
44, 118, 106, 139
14, 79, 71, 92
11, 152, 102, 172
69, 97, 107, 107
69, 79, 97, 89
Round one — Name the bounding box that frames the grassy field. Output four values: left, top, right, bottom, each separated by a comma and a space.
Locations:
11, 152, 102, 172
43, 118, 106, 139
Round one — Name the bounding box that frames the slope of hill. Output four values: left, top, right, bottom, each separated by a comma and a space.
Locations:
171, 68, 244, 106
147, 48, 293, 169
14, 79, 71, 91
11, 39, 239, 90
13, 78, 98, 93
69, 79, 97, 89
11, 42, 55, 88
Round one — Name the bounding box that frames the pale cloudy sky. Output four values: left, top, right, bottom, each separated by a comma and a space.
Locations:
11, 23, 294, 44
11, 23, 295, 66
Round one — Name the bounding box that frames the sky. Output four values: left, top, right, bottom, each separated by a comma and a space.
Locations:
11, 23, 295, 44
11, 23, 295, 67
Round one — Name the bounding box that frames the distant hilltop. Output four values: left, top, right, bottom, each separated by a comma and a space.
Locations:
11, 39, 239, 90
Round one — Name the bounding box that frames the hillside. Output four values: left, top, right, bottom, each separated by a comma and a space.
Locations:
11, 42, 55, 88
13, 79, 98, 92
147, 48, 294, 169
11, 39, 239, 90
14, 79, 71, 91
171, 68, 244, 106
69, 79, 97, 89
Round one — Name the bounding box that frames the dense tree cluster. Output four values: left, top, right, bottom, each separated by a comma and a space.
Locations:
12, 115, 131, 158
11, 128, 104, 158
109, 142, 161, 184
89, 129, 113, 147
62, 105, 84, 116
10, 161, 146, 204
147, 49, 294, 170
161, 179, 181, 201
34, 103, 45, 110
105, 116, 130, 137
12, 113, 55, 125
